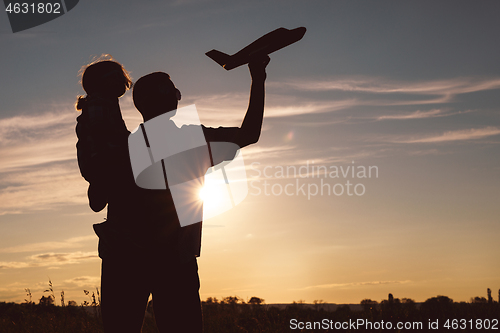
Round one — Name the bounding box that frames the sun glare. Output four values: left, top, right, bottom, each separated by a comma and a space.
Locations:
199, 183, 223, 206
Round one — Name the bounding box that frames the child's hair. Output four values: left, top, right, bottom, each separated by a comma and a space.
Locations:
75, 54, 132, 110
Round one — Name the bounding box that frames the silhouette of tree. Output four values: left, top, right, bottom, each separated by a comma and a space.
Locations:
471, 296, 487, 303
204, 297, 219, 304
67, 300, 78, 306
360, 299, 378, 312
487, 288, 492, 303
222, 296, 242, 305
248, 297, 264, 305
39, 295, 54, 306
420, 295, 453, 320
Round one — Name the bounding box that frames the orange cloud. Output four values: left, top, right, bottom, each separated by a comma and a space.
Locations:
297, 280, 412, 290
0, 236, 95, 254
0, 251, 98, 269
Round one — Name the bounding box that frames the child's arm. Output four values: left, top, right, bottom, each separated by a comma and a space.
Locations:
88, 182, 108, 212
76, 111, 109, 212
76, 97, 128, 212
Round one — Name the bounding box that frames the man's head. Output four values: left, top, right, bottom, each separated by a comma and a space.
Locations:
133, 72, 181, 121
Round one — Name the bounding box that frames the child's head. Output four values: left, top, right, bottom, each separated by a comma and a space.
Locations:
80, 55, 132, 98
132, 72, 181, 121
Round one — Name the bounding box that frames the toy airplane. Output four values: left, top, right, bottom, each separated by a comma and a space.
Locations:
206, 27, 307, 70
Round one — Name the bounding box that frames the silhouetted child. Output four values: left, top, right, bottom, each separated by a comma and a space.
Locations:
75, 56, 132, 212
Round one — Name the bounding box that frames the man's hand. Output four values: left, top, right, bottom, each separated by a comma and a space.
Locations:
249, 55, 270, 82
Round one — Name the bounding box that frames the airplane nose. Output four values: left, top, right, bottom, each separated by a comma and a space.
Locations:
293, 27, 307, 39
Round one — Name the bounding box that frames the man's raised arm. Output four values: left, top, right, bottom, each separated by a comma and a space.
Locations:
233, 55, 270, 148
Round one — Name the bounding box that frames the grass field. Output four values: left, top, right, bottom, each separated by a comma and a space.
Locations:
1, 294, 499, 332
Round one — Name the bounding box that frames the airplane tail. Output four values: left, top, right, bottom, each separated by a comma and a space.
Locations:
205, 50, 231, 68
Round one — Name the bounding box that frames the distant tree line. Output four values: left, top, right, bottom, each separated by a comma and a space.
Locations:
1, 287, 498, 332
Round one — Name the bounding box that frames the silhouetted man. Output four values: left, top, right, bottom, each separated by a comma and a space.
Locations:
96, 55, 270, 332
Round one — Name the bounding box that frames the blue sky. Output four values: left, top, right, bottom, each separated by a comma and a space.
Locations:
1, 0, 499, 305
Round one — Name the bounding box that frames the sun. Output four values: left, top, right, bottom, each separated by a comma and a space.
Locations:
199, 183, 224, 207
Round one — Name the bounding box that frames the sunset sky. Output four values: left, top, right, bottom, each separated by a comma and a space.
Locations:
1, 1, 499, 305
